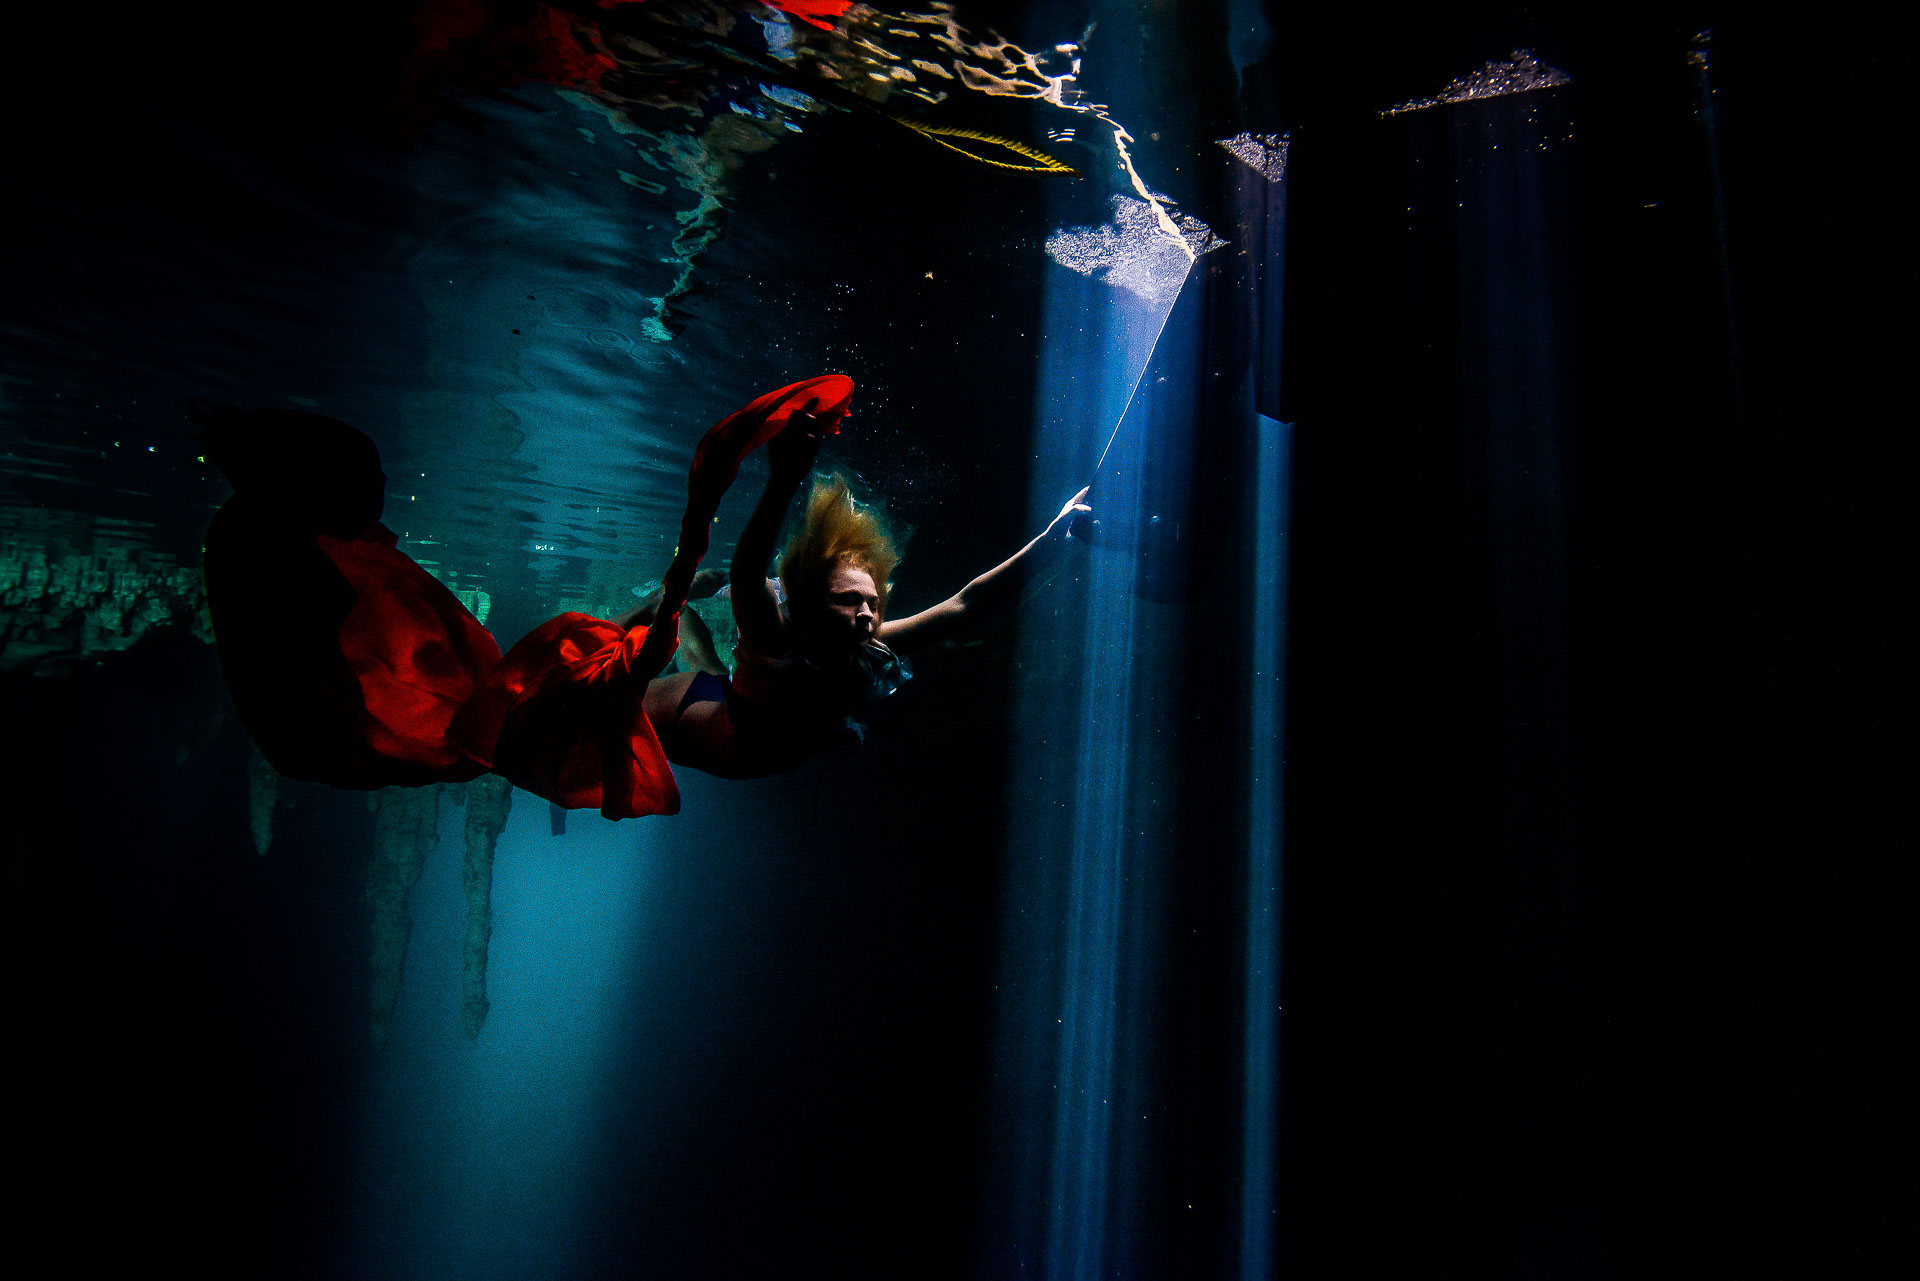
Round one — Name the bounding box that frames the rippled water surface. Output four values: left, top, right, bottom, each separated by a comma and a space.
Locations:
2, 1, 1205, 664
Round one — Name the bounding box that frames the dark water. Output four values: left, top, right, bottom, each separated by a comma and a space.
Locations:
1, 4, 1904, 1278
2, 2, 1151, 634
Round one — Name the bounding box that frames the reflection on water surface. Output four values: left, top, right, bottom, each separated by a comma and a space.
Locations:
2, 0, 1197, 659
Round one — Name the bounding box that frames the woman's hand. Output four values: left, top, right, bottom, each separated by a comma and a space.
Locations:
766, 409, 825, 481
1045, 486, 1094, 542
877, 485, 1093, 655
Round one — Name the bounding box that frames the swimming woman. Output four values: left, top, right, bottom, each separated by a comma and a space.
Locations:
198, 377, 1090, 818
636, 407, 1091, 780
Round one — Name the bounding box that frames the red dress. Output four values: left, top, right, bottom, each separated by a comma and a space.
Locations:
201, 377, 853, 819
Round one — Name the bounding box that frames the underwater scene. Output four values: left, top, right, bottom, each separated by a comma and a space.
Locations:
0, 3, 1900, 1278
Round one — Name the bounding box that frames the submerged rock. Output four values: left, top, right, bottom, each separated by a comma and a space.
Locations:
247, 742, 279, 856
366, 786, 441, 1048
460, 775, 513, 1037
359, 776, 514, 1045
0, 538, 211, 676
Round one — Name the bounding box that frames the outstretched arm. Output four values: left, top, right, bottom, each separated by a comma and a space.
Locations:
878, 487, 1091, 655
729, 413, 824, 653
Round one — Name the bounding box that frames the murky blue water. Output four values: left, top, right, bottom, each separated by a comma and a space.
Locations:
2, 3, 1247, 1277
12, 4, 1847, 1279
2, 2, 1189, 635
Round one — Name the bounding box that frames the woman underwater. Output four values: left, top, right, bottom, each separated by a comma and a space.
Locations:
198, 377, 1091, 819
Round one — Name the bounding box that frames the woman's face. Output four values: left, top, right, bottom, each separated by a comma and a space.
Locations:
802, 561, 879, 654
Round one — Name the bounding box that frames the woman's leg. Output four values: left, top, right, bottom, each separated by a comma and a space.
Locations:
675, 606, 727, 674
615, 567, 728, 631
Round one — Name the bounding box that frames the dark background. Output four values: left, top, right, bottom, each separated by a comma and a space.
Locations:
1247, 6, 1908, 1277
3, 3, 1907, 1277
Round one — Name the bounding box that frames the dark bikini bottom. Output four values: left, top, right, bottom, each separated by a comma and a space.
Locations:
671, 669, 849, 762
676, 670, 732, 717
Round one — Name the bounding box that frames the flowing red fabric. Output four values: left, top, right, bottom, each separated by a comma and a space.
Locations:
454, 374, 852, 819
204, 506, 502, 790
314, 528, 504, 778
449, 614, 677, 818
631, 373, 852, 678
205, 376, 852, 818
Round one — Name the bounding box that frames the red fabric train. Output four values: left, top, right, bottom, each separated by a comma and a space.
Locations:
200, 375, 853, 819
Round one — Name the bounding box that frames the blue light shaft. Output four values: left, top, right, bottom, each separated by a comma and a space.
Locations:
1240, 415, 1291, 1279
989, 235, 1191, 1279
1043, 423, 1148, 1280
1093, 297, 1180, 477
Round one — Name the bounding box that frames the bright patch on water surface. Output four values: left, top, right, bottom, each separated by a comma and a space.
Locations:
1382, 48, 1572, 116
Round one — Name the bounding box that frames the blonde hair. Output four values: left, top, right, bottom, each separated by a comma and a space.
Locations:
779, 475, 901, 620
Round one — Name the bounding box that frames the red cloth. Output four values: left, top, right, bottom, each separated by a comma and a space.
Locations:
761, 0, 854, 32
634, 374, 852, 679
314, 528, 504, 778
471, 375, 852, 818
689, 373, 852, 497
205, 377, 852, 818
204, 506, 501, 790
450, 614, 678, 819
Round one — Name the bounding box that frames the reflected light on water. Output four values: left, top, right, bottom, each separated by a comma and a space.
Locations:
1381, 48, 1572, 117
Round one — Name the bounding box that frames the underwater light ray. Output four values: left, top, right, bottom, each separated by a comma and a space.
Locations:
1240, 415, 1290, 1280
1092, 291, 1180, 477
1043, 396, 1151, 1281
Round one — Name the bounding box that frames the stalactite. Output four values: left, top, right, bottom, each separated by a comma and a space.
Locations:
247, 742, 278, 856
0, 531, 210, 676
461, 775, 513, 1037
366, 785, 440, 1047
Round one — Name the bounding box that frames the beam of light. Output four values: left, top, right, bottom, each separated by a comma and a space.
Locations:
1044, 194, 1221, 481
1220, 119, 1292, 1278
1240, 415, 1292, 1280
1093, 298, 1178, 474
1039, 371, 1165, 1280
1040, 369, 1159, 1281
1046, 195, 1223, 309
986, 196, 1206, 1277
